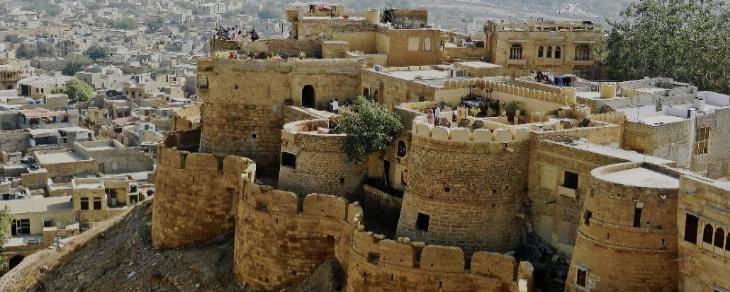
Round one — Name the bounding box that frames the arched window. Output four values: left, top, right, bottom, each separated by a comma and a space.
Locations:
397, 140, 407, 157
555, 46, 562, 59
703, 224, 714, 244
509, 44, 523, 60
714, 228, 725, 248
726, 233, 730, 251
363, 88, 370, 98
546, 46, 553, 58
537, 46, 544, 58
575, 44, 592, 61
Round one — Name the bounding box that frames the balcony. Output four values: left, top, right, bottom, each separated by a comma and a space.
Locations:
507, 58, 528, 66
558, 185, 578, 199
536, 58, 564, 66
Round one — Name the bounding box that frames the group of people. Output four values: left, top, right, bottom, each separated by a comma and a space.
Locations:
215, 26, 259, 42
536, 71, 575, 87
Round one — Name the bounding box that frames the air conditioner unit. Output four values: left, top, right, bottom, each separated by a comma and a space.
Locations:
451, 69, 465, 78
374, 65, 383, 72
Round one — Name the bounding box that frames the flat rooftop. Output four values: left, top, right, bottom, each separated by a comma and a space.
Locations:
0, 195, 72, 214
556, 140, 673, 165
601, 167, 680, 189
37, 151, 88, 165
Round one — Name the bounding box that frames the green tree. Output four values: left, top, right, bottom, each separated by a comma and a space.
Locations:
598, 0, 730, 93
337, 96, 403, 164
62, 54, 92, 76
0, 207, 11, 272
146, 16, 165, 33
84, 45, 109, 60
58, 79, 95, 102
110, 16, 138, 30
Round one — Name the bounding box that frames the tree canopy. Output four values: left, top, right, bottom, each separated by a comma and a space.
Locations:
110, 16, 138, 30
84, 45, 109, 60
62, 54, 92, 76
598, 0, 730, 93
146, 17, 165, 33
56, 79, 95, 102
337, 96, 403, 164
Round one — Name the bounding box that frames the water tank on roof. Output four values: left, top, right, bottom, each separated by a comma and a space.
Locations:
600, 82, 617, 99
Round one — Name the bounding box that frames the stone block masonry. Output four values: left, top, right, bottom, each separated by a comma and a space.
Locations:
151, 146, 256, 249
278, 119, 366, 197
566, 162, 682, 291
397, 118, 531, 255
235, 183, 534, 291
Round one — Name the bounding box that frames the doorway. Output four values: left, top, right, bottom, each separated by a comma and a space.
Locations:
302, 85, 315, 108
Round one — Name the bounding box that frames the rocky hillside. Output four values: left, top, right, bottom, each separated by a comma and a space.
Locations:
27, 201, 344, 292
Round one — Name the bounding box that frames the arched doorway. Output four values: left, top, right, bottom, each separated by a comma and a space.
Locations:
9, 254, 24, 269
302, 85, 315, 108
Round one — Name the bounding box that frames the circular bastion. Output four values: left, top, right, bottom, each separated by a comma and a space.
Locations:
396, 116, 532, 255
277, 119, 366, 198
566, 162, 681, 291
152, 146, 256, 249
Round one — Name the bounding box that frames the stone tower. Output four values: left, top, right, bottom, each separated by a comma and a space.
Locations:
566, 162, 680, 291
396, 117, 531, 255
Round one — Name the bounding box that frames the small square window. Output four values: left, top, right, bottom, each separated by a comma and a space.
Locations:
563, 171, 579, 189
576, 267, 588, 287
281, 152, 296, 169
416, 212, 430, 232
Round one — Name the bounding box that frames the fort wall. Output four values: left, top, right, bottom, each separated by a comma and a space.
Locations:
566, 162, 681, 291
278, 119, 366, 197
196, 58, 362, 175
396, 118, 530, 255
151, 146, 256, 249
235, 183, 534, 291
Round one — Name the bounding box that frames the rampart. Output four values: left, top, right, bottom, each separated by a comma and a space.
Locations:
397, 116, 531, 254
278, 119, 366, 197
151, 146, 256, 249
235, 183, 534, 291
442, 78, 577, 105
567, 162, 681, 291
196, 58, 363, 176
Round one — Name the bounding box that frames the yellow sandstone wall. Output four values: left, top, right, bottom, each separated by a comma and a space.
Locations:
278, 119, 366, 197
235, 183, 534, 291
566, 162, 680, 291
151, 146, 256, 249
196, 58, 362, 175
396, 119, 532, 255
676, 176, 730, 291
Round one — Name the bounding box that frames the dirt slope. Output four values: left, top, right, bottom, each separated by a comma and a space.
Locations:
29, 201, 344, 292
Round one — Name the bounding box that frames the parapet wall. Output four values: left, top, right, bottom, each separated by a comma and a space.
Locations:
397, 115, 531, 254
443, 78, 577, 105
278, 119, 366, 197
235, 183, 534, 291
152, 146, 256, 249
412, 117, 532, 144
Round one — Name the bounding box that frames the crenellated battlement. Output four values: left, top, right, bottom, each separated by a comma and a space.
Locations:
443, 78, 577, 105
152, 146, 256, 249
156, 146, 256, 179
236, 183, 534, 291
412, 116, 532, 144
